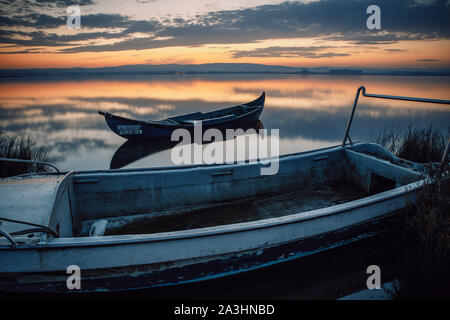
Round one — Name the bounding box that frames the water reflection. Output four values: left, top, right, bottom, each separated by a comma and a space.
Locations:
0, 74, 449, 171
110, 120, 264, 169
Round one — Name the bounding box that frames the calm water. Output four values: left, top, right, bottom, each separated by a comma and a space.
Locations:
1, 74, 449, 171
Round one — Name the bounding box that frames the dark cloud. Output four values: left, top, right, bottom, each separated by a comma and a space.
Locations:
230, 46, 350, 59
0, 0, 448, 53
80, 13, 131, 29
0, 13, 131, 29
416, 58, 440, 61
0, 12, 162, 49
384, 48, 408, 52
33, 0, 95, 7
0, 48, 42, 54
60, 0, 450, 53
0, 30, 69, 46
322, 32, 435, 45
0, 1, 93, 24
0, 13, 63, 28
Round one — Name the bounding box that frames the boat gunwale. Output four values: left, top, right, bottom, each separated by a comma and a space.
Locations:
73, 143, 346, 176
0, 178, 423, 251
4, 143, 351, 178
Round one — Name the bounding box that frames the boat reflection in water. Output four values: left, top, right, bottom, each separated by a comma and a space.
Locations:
110, 120, 264, 169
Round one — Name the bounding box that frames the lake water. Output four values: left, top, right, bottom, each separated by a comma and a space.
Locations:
1, 74, 449, 171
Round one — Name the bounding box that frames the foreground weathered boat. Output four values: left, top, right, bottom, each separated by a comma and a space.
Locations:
0, 142, 427, 293
99, 92, 265, 139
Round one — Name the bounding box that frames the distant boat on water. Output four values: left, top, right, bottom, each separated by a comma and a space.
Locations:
99, 92, 265, 140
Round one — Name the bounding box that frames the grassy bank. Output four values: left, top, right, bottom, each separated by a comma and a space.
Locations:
374, 124, 448, 163
375, 125, 449, 299
0, 131, 49, 178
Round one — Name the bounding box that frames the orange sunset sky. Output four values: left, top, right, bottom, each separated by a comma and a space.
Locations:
0, 0, 449, 70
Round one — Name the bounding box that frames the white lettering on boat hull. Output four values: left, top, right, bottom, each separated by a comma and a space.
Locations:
117, 125, 142, 135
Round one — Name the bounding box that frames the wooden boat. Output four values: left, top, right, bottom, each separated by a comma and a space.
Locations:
0, 142, 429, 293
99, 93, 265, 139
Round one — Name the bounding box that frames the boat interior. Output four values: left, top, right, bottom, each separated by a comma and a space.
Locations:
0, 144, 422, 246
166, 105, 260, 124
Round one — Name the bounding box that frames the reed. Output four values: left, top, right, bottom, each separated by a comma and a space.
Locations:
0, 131, 49, 178
374, 124, 447, 163
375, 125, 449, 299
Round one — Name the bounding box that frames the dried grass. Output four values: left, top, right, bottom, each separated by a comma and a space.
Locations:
0, 131, 49, 177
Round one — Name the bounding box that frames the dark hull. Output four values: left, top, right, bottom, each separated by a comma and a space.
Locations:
101, 93, 265, 140
109, 120, 264, 169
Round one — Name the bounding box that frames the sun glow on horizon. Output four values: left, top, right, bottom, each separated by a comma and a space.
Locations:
1, 37, 449, 70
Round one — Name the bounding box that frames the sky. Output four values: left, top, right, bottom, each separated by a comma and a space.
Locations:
0, 0, 449, 69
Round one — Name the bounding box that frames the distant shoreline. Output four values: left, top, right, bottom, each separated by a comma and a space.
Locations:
1, 63, 449, 79
1, 71, 449, 80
